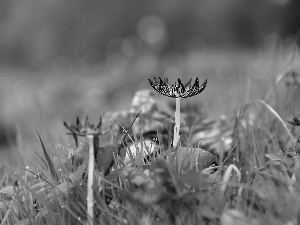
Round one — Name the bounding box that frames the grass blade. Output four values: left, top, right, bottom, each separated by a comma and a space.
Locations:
36, 131, 60, 184
35, 151, 48, 169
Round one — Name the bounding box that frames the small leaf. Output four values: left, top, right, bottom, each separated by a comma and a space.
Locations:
105, 170, 121, 182
265, 153, 284, 161
47, 182, 73, 198
69, 156, 88, 183
95, 146, 118, 175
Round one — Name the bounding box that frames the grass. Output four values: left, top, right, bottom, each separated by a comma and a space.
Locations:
1, 92, 300, 225
0, 42, 300, 224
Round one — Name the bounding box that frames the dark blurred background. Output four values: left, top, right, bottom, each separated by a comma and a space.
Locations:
0, 0, 299, 69
0, 0, 300, 168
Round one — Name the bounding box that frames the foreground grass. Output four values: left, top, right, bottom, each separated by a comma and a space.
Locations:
1, 91, 300, 225
0, 42, 300, 224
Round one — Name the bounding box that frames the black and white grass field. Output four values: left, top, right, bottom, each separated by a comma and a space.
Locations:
0, 48, 300, 224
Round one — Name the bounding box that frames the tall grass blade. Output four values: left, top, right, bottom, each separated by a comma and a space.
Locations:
0, 200, 14, 225
35, 151, 48, 169
36, 131, 60, 184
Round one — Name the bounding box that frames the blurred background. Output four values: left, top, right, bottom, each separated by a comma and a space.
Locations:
0, 0, 300, 168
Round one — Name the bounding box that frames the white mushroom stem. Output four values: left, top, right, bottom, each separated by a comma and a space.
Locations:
86, 134, 95, 225
173, 97, 181, 148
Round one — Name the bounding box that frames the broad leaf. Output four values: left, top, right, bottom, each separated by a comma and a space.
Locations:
95, 146, 118, 175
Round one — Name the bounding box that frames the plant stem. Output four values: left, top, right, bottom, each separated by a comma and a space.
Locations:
86, 134, 95, 225
173, 97, 181, 148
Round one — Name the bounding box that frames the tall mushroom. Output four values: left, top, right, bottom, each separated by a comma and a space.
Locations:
148, 77, 207, 148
